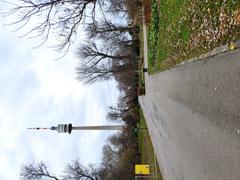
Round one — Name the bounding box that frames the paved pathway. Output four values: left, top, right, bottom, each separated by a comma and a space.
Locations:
140, 22, 240, 180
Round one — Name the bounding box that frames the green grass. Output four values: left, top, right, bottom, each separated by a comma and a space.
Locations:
147, 0, 240, 73
138, 108, 163, 180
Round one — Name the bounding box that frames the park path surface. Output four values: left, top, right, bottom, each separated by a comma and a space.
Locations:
139, 22, 240, 180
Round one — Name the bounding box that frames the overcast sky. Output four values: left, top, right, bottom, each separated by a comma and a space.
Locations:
0, 2, 120, 179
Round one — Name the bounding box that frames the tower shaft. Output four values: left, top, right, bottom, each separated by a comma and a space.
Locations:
72, 125, 125, 131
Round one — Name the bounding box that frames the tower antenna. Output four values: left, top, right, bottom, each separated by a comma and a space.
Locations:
27, 127, 50, 130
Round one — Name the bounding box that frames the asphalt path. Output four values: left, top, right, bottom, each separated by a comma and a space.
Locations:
140, 21, 240, 180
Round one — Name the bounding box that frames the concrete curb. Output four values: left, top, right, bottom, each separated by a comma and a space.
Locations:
176, 40, 240, 67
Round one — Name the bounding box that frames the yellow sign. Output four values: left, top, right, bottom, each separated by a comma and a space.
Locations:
135, 164, 150, 174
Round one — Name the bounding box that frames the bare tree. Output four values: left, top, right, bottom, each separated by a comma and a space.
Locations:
20, 161, 98, 180
107, 104, 136, 122
107, 132, 132, 152
63, 161, 98, 180
77, 41, 131, 64
107, 89, 138, 122
76, 61, 114, 84
86, 17, 139, 41
76, 39, 138, 84
20, 162, 60, 180
105, 0, 127, 14
109, 37, 140, 49
76, 57, 136, 84
4, 0, 100, 50
98, 131, 139, 180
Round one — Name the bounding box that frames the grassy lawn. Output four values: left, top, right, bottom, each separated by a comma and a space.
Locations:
139, 23, 145, 86
137, 19, 146, 96
138, 108, 163, 180
147, 0, 240, 73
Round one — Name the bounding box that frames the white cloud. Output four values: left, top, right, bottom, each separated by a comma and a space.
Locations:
0, 22, 120, 180
0, 2, 121, 179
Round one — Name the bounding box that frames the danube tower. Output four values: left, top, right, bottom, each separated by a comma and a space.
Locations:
28, 124, 125, 134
